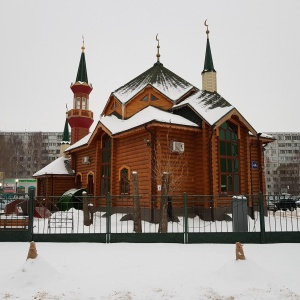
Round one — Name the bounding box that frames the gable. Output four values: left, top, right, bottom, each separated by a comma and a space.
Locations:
110, 62, 197, 104
173, 106, 203, 127
103, 86, 176, 119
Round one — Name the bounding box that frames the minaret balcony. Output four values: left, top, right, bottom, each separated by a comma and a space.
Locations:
68, 109, 93, 119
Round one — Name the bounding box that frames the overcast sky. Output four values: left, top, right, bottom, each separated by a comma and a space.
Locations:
0, 0, 300, 133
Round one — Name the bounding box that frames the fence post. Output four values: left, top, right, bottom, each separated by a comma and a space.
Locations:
258, 192, 266, 243
132, 171, 142, 233
184, 193, 188, 244
82, 191, 91, 226
106, 193, 111, 243
28, 189, 34, 242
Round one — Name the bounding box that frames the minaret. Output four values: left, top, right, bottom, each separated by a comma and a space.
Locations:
67, 37, 94, 144
60, 116, 70, 157
202, 20, 217, 93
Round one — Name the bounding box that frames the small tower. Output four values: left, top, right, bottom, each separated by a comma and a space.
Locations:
60, 116, 70, 157
202, 20, 217, 93
68, 37, 94, 144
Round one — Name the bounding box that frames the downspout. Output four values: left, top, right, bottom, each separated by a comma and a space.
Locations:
122, 103, 125, 120
257, 133, 262, 192
249, 142, 254, 195
51, 174, 54, 197
209, 125, 215, 221
249, 142, 254, 218
144, 123, 156, 223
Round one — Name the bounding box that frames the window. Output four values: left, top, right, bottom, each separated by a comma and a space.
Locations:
120, 168, 130, 194
151, 95, 158, 101
76, 174, 82, 189
82, 98, 87, 109
101, 136, 111, 195
76, 97, 81, 109
87, 174, 94, 195
140, 95, 148, 101
219, 122, 239, 195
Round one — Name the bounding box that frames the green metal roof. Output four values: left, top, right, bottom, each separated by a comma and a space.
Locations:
113, 62, 197, 103
202, 38, 216, 73
76, 52, 88, 83
62, 118, 70, 143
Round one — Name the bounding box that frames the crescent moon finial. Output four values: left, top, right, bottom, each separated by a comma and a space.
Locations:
156, 34, 160, 63
204, 19, 209, 38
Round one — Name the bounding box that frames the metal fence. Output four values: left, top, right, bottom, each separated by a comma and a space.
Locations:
1, 192, 300, 243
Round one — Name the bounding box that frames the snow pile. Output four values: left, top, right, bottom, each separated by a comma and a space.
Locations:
0, 243, 300, 299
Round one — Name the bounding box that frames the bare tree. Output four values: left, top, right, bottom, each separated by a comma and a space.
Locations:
158, 172, 170, 233
152, 128, 188, 195
148, 127, 189, 231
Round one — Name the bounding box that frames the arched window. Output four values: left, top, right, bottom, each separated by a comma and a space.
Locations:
87, 173, 94, 195
101, 135, 111, 195
219, 121, 239, 195
120, 167, 130, 194
76, 174, 82, 189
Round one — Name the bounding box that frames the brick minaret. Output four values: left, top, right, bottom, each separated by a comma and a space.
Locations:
67, 38, 94, 144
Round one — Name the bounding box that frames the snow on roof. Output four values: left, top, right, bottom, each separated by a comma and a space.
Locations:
65, 132, 92, 152
260, 132, 275, 139
249, 132, 275, 140
112, 62, 196, 103
101, 106, 198, 135
33, 157, 74, 177
173, 91, 234, 126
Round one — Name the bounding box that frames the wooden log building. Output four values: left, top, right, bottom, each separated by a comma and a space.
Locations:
33, 24, 274, 207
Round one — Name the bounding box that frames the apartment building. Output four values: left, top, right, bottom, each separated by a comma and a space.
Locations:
264, 132, 300, 195
0, 131, 63, 179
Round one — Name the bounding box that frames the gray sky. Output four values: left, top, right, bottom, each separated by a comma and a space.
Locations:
1, 0, 300, 133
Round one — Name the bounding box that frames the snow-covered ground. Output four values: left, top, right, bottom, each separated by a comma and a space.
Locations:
0, 242, 300, 299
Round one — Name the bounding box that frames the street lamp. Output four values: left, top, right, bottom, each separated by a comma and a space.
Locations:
15, 179, 19, 196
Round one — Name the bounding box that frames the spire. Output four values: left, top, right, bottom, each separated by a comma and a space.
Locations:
75, 36, 88, 83
202, 20, 217, 92
60, 114, 70, 157
202, 20, 216, 74
62, 116, 70, 143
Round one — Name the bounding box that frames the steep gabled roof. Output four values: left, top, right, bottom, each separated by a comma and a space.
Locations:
112, 62, 197, 104
173, 90, 257, 135
100, 106, 198, 135
65, 106, 199, 152
173, 91, 233, 125
33, 157, 74, 177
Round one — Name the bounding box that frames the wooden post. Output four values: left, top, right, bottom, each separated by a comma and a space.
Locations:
158, 172, 170, 233
82, 191, 91, 226
132, 171, 142, 233
27, 241, 38, 260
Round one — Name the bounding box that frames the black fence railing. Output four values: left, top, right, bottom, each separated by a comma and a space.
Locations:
1, 192, 300, 243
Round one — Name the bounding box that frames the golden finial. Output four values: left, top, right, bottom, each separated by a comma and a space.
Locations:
156, 34, 160, 62
81, 35, 85, 52
204, 19, 209, 38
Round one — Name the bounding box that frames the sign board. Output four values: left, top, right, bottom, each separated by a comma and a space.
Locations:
251, 161, 258, 169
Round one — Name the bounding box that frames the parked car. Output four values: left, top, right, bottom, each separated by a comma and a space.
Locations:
266, 199, 276, 211
0, 199, 9, 211
275, 197, 297, 211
